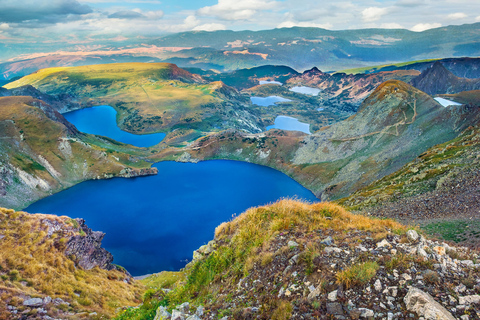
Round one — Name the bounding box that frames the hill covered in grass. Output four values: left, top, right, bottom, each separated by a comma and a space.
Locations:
5, 63, 263, 135
0, 207, 144, 319
0, 96, 156, 209
118, 199, 480, 319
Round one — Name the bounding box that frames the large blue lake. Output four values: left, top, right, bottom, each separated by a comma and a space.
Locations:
26, 106, 318, 276
64, 106, 166, 147
26, 161, 318, 276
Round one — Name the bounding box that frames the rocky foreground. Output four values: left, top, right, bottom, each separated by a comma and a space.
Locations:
127, 200, 480, 320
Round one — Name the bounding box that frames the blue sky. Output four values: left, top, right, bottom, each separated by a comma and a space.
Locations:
0, 0, 479, 42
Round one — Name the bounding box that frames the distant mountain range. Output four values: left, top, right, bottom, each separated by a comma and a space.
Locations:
1, 23, 480, 80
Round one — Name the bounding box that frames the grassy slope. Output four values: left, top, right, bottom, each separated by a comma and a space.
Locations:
0, 207, 144, 319
0, 96, 155, 210
336, 120, 480, 247
4, 63, 253, 135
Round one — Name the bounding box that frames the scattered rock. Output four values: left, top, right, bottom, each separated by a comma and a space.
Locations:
328, 290, 338, 302
321, 236, 334, 246
458, 294, 480, 305
406, 230, 419, 243
288, 240, 299, 247
404, 287, 455, 320
326, 302, 344, 315
23, 298, 43, 307
376, 239, 391, 248
154, 306, 171, 320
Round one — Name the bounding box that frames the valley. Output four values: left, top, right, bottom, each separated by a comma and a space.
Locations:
1, 20, 480, 320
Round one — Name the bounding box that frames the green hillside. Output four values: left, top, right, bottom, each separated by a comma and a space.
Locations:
5, 63, 262, 135
0, 96, 156, 209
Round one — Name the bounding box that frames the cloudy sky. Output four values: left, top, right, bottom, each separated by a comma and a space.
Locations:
0, 0, 479, 42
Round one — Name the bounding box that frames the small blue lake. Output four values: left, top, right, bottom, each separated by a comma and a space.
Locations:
63, 105, 166, 147
250, 96, 292, 107
267, 116, 310, 134
289, 86, 320, 96
26, 160, 318, 276
259, 80, 282, 85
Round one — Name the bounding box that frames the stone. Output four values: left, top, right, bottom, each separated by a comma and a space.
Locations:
417, 247, 428, 258
358, 308, 374, 318
406, 230, 419, 243
307, 285, 321, 300
53, 298, 69, 306
387, 312, 394, 320
186, 316, 201, 320
277, 287, 285, 298
321, 236, 334, 246
458, 295, 480, 305
455, 284, 466, 293
176, 302, 189, 313
402, 273, 412, 281
376, 239, 391, 248
404, 287, 455, 320
289, 254, 300, 265
171, 309, 185, 320
196, 306, 204, 317
154, 306, 172, 320
328, 290, 338, 302
23, 298, 43, 307
284, 289, 292, 297
374, 279, 382, 292
43, 296, 52, 305
460, 316, 469, 320
433, 246, 446, 256
326, 302, 344, 315
325, 247, 342, 254
288, 240, 299, 247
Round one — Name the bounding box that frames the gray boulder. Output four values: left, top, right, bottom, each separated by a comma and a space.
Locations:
404, 287, 455, 320
154, 306, 171, 320
23, 298, 43, 307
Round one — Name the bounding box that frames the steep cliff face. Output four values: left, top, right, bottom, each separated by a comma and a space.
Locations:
0, 207, 144, 319
0, 96, 157, 210
65, 218, 115, 271
410, 62, 480, 95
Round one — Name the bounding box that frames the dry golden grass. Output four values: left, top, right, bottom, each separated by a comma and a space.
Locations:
0, 207, 144, 317
215, 199, 407, 243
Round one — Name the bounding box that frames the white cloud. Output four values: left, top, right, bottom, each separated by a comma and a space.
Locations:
193, 23, 226, 31
476, 15, 480, 22
361, 7, 389, 22
198, 0, 279, 21
447, 12, 467, 20
410, 22, 442, 32
0, 23, 9, 30
277, 21, 333, 29
380, 23, 404, 29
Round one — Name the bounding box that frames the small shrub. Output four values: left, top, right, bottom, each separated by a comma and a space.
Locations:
424, 270, 440, 285
272, 301, 293, 320
336, 261, 379, 289
260, 252, 274, 267
8, 270, 20, 281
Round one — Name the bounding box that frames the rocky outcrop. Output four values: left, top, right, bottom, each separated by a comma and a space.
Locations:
65, 218, 115, 271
